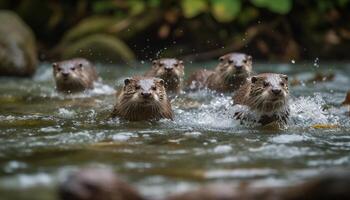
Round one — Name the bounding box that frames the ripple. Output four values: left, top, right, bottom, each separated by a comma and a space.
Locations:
205, 169, 277, 179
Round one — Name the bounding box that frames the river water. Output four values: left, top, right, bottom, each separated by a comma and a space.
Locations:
0, 62, 349, 199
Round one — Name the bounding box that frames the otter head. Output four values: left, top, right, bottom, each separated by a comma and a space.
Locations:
249, 73, 289, 113
151, 58, 184, 85
52, 60, 87, 90
216, 53, 252, 79
122, 77, 167, 105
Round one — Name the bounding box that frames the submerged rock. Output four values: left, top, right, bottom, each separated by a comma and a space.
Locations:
59, 169, 350, 200
59, 168, 144, 200
0, 10, 37, 76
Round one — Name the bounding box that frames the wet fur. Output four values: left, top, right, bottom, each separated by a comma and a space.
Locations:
111, 76, 173, 121
145, 58, 184, 94
233, 73, 290, 125
187, 52, 252, 93
53, 58, 98, 93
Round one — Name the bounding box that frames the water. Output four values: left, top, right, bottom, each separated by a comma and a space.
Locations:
0, 62, 350, 199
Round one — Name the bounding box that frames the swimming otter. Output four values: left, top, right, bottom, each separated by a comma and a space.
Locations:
111, 76, 173, 121
58, 168, 144, 200
187, 52, 252, 93
145, 58, 185, 94
52, 58, 98, 93
233, 73, 290, 126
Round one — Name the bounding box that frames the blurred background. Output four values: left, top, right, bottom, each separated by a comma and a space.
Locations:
0, 0, 349, 72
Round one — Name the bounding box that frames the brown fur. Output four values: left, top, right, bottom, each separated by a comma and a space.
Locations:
58, 168, 144, 200
53, 58, 98, 93
111, 76, 173, 121
233, 73, 290, 125
187, 52, 252, 93
145, 58, 184, 94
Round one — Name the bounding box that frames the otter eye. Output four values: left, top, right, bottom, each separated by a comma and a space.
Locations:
174, 64, 178, 67
71, 67, 75, 71
280, 82, 285, 87
159, 63, 164, 67
243, 59, 247, 64
263, 81, 270, 87
135, 86, 141, 90
151, 86, 157, 91
57, 67, 62, 72
228, 60, 234, 64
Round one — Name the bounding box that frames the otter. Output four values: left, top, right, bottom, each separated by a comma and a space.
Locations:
187, 52, 252, 93
145, 58, 185, 94
52, 58, 99, 93
58, 168, 144, 200
111, 76, 173, 121
233, 73, 290, 126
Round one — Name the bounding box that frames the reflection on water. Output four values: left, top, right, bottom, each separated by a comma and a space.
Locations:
0, 62, 350, 199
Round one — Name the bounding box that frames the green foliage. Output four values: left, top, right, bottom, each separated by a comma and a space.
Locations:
128, 0, 146, 16
210, 0, 241, 22
251, 0, 292, 14
181, 0, 208, 18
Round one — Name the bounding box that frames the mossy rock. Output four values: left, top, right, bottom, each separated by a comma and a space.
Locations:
60, 16, 120, 45
60, 9, 159, 45
62, 34, 135, 64
0, 10, 37, 76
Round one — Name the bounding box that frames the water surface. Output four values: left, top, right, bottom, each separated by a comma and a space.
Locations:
0, 62, 350, 199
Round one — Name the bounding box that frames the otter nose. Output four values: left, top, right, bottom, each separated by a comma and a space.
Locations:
141, 92, 151, 98
165, 67, 173, 72
271, 89, 282, 95
235, 65, 243, 70
62, 72, 69, 77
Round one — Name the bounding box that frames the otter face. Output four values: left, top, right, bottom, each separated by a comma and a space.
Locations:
53, 62, 84, 85
217, 53, 252, 78
249, 73, 289, 113
123, 77, 166, 105
151, 58, 184, 81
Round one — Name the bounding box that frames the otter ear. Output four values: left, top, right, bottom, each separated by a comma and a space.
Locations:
52, 63, 58, 69
158, 79, 165, 86
280, 74, 288, 81
152, 60, 158, 66
124, 78, 131, 86
178, 60, 184, 65
247, 55, 252, 61
219, 56, 225, 62
251, 76, 258, 83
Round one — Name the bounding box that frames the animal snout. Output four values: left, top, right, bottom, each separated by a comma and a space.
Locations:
235, 65, 243, 70
62, 72, 69, 77
165, 67, 173, 72
271, 88, 282, 95
141, 92, 151, 98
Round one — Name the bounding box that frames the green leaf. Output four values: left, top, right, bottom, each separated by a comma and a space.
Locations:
251, 0, 292, 14
128, 0, 146, 16
211, 0, 241, 23
181, 0, 208, 18
148, 0, 161, 7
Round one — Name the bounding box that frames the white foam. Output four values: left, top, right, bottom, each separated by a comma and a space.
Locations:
112, 132, 136, 141
270, 134, 307, 144
58, 108, 76, 119
213, 145, 232, 153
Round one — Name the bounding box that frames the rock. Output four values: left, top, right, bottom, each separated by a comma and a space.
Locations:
283, 171, 350, 200
58, 168, 144, 200
342, 91, 350, 105
0, 10, 37, 76
307, 72, 335, 83
61, 34, 135, 64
